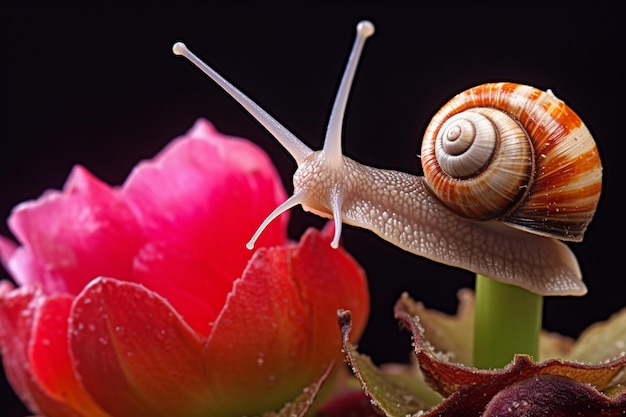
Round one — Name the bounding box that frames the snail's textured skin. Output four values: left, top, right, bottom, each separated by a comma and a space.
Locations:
294, 152, 583, 295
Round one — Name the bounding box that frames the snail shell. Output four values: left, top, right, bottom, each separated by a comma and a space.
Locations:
421, 83, 602, 242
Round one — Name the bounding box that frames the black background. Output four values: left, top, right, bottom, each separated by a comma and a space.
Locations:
1, 3, 624, 416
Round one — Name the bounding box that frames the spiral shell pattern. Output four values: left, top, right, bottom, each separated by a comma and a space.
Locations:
421, 83, 602, 241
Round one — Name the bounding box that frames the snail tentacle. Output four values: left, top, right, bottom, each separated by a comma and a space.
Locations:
322, 21, 374, 167
172, 42, 313, 164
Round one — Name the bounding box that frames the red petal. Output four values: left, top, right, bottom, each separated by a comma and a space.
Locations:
203, 227, 369, 416
0, 286, 40, 410
69, 278, 216, 417
0, 286, 83, 417
29, 294, 110, 416
132, 241, 235, 337
7, 166, 144, 294
292, 226, 370, 374
203, 245, 311, 416
122, 119, 288, 285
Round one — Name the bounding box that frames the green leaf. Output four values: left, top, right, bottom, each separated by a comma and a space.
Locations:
338, 310, 440, 417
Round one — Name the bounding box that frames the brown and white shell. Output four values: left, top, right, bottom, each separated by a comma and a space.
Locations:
420, 82, 602, 242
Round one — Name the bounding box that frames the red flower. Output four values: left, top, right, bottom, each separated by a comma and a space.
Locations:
0, 119, 369, 417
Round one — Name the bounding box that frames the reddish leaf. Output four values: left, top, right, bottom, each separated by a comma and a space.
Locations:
394, 294, 626, 398
483, 374, 626, 417
315, 390, 380, 417
339, 294, 626, 417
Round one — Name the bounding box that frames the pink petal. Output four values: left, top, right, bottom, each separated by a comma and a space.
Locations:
7, 166, 144, 295
0, 235, 17, 268
4, 247, 64, 293
0, 279, 15, 296
132, 241, 235, 337
70, 278, 216, 417
1, 236, 55, 293
122, 119, 288, 284
203, 227, 369, 416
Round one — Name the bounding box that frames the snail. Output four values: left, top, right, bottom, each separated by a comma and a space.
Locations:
172, 20, 602, 296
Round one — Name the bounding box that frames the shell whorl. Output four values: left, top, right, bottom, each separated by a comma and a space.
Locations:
421, 83, 602, 242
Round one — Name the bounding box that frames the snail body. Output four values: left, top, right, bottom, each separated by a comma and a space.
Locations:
173, 21, 602, 296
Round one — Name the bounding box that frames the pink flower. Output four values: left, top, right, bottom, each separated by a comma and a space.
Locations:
0, 119, 369, 417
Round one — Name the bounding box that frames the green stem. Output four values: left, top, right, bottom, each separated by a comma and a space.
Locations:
473, 274, 543, 369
